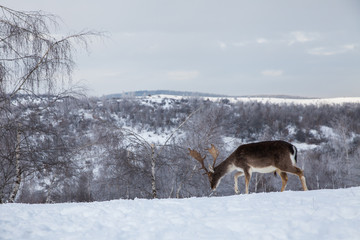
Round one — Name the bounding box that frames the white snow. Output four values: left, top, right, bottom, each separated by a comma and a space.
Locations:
293, 142, 318, 151
1, 187, 359, 240
138, 95, 360, 106
228, 97, 360, 105
320, 125, 337, 139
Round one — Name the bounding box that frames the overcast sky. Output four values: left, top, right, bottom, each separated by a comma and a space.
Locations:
3, 0, 360, 97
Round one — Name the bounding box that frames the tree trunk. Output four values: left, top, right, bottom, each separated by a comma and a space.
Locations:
46, 176, 56, 203
9, 125, 21, 203
254, 173, 258, 193
150, 144, 157, 199
176, 185, 182, 199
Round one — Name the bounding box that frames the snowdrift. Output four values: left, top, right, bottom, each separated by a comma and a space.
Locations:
1, 187, 359, 240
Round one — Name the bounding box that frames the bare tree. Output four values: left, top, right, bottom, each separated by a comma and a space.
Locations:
0, 5, 99, 203
0, 5, 98, 97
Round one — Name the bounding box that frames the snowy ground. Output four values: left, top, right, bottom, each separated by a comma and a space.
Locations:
1, 187, 359, 240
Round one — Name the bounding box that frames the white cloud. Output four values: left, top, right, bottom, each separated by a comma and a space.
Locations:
218, 41, 227, 50
261, 70, 283, 77
308, 44, 357, 56
343, 44, 357, 51
307, 47, 335, 56
288, 31, 319, 45
256, 38, 268, 44
167, 70, 200, 81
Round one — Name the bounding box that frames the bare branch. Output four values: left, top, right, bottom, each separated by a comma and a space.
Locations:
0, 5, 102, 99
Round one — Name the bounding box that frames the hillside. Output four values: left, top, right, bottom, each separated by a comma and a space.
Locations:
105, 90, 360, 105
1, 94, 360, 203
105, 90, 229, 98
1, 187, 359, 240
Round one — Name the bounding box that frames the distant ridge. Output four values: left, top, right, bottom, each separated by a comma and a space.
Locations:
104, 90, 228, 98
239, 94, 313, 99
104, 90, 312, 99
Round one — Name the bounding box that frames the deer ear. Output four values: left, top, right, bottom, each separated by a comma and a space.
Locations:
209, 165, 214, 173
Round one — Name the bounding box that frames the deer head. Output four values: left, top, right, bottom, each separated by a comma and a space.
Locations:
188, 144, 219, 186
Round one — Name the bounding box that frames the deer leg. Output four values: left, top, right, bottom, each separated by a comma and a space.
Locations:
276, 170, 288, 192
234, 171, 243, 194
300, 174, 308, 191
282, 166, 308, 191
244, 169, 251, 194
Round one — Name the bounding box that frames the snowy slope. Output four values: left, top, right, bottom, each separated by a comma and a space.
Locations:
1, 187, 360, 240
140, 94, 360, 106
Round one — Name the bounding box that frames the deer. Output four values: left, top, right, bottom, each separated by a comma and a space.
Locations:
188, 140, 308, 194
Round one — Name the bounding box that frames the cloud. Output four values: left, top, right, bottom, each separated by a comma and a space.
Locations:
218, 41, 227, 50
167, 70, 200, 81
343, 44, 357, 50
308, 44, 357, 56
256, 38, 268, 44
288, 31, 319, 45
261, 70, 283, 77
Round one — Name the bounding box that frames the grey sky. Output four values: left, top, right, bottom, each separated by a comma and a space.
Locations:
3, 0, 360, 97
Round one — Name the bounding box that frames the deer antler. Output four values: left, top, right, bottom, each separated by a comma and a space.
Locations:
188, 148, 211, 176
188, 144, 220, 176
206, 144, 219, 171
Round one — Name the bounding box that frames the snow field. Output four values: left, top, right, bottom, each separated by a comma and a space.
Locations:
0, 187, 359, 240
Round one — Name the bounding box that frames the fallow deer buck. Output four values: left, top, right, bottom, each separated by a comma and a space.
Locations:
188, 140, 308, 194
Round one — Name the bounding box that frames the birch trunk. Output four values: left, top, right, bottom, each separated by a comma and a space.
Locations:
9, 125, 21, 203
150, 144, 157, 199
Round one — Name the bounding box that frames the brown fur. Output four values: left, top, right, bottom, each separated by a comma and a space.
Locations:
206, 141, 308, 194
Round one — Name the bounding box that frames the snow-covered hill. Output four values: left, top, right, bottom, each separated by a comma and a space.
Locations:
137, 94, 360, 106
107, 90, 360, 106
1, 187, 359, 240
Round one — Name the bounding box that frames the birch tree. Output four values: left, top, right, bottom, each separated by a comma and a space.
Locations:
0, 5, 98, 203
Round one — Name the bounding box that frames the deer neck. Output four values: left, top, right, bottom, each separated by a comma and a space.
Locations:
211, 157, 235, 190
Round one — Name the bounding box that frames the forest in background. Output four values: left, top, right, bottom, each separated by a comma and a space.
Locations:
1, 94, 360, 203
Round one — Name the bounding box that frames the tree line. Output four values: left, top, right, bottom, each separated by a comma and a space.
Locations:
1, 95, 360, 203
